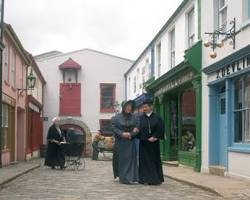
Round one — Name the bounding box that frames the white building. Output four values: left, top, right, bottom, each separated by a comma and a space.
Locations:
202, 0, 250, 179
35, 49, 133, 156
125, 0, 203, 171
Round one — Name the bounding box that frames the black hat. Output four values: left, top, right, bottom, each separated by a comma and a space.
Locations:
142, 98, 153, 105
122, 100, 136, 112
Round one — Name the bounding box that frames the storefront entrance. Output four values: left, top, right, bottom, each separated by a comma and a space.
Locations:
169, 98, 178, 161
219, 92, 227, 166
209, 84, 228, 170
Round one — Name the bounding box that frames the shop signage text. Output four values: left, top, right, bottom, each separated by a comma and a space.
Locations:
155, 71, 194, 96
216, 55, 250, 79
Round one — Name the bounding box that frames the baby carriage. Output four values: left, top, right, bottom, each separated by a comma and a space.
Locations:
63, 129, 85, 170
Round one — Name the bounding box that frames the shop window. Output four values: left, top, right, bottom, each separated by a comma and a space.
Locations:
100, 119, 112, 136
100, 84, 116, 113
181, 89, 196, 151
234, 75, 250, 143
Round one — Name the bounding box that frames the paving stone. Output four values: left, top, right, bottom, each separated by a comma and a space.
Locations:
0, 159, 223, 200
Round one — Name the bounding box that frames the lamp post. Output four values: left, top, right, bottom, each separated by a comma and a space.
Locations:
0, 0, 5, 168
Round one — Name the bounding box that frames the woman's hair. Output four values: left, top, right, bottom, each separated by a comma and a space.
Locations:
122, 100, 136, 114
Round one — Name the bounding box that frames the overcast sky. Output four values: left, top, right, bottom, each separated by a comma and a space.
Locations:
5, 0, 182, 60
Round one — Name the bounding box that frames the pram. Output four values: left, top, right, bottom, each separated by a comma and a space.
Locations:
62, 129, 85, 170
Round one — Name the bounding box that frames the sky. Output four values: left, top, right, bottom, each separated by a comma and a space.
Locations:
5, 0, 183, 60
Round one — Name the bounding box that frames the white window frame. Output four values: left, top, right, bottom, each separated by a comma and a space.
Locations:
243, 0, 250, 25
133, 76, 137, 94
3, 42, 9, 82
156, 42, 161, 77
187, 7, 195, 48
216, 0, 228, 31
10, 49, 16, 87
170, 28, 175, 68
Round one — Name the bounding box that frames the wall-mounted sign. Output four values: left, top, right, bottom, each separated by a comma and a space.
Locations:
43, 117, 49, 122
216, 55, 250, 79
155, 71, 194, 96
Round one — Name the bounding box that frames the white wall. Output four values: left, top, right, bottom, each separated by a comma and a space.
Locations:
36, 49, 132, 143
228, 152, 250, 180
154, 0, 198, 78
126, 50, 151, 100
126, 0, 199, 100
201, 0, 250, 173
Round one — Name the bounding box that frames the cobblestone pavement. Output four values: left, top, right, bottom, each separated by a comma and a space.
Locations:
0, 159, 223, 200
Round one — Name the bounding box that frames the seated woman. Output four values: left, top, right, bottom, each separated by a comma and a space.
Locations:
44, 117, 66, 170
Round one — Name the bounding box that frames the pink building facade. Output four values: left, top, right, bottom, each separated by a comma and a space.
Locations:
1, 24, 29, 166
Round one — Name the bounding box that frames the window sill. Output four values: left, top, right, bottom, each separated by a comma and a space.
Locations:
100, 109, 115, 113
228, 144, 250, 154
240, 19, 250, 31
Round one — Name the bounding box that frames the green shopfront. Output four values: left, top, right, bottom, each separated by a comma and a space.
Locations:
147, 41, 202, 171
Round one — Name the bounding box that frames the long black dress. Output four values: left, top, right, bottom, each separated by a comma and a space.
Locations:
138, 112, 165, 185
111, 113, 139, 184
44, 125, 65, 168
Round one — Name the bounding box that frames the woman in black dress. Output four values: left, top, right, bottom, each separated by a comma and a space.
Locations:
44, 117, 66, 170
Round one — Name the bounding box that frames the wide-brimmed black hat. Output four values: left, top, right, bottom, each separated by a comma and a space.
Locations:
121, 100, 136, 112
142, 98, 153, 105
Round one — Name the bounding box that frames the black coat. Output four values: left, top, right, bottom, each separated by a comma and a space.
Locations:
44, 125, 65, 167
138, 112, 165, 140
138, 112, 165, 185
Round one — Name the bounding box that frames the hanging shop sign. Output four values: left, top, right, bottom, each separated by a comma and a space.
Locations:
155, 71, 194, 96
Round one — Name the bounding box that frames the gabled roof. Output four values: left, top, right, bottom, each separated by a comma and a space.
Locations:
35, 48, 133, 63
59, 58, 82, 70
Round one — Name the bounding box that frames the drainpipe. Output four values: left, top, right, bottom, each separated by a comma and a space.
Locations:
124, 74, 127, 100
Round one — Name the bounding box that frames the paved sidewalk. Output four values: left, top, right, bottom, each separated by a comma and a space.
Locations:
0, 159, 42, 189
163, 164, 250, 199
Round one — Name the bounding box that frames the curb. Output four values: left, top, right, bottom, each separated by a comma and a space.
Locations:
164, 174, 223, 197
0, 164, 41, 190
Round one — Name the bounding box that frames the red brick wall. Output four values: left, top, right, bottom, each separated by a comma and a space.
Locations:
59, 83, 81, 116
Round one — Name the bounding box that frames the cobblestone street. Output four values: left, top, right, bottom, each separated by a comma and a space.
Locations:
0, 159, 223, 200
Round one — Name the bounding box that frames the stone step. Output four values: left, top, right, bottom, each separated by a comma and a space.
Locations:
163, 161, 179, 167
209, 165, 225, 176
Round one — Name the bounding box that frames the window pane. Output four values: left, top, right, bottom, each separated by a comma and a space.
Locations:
235, 79, 243, 109
188, 8, 195, 48
100, 120, 112, 135
248, 0, 250, 19
219, 0, 225, 8
234, 79, 243, 142
101, 85, 115, 110
244, 75, 250, 142
181, 90, 196, 151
